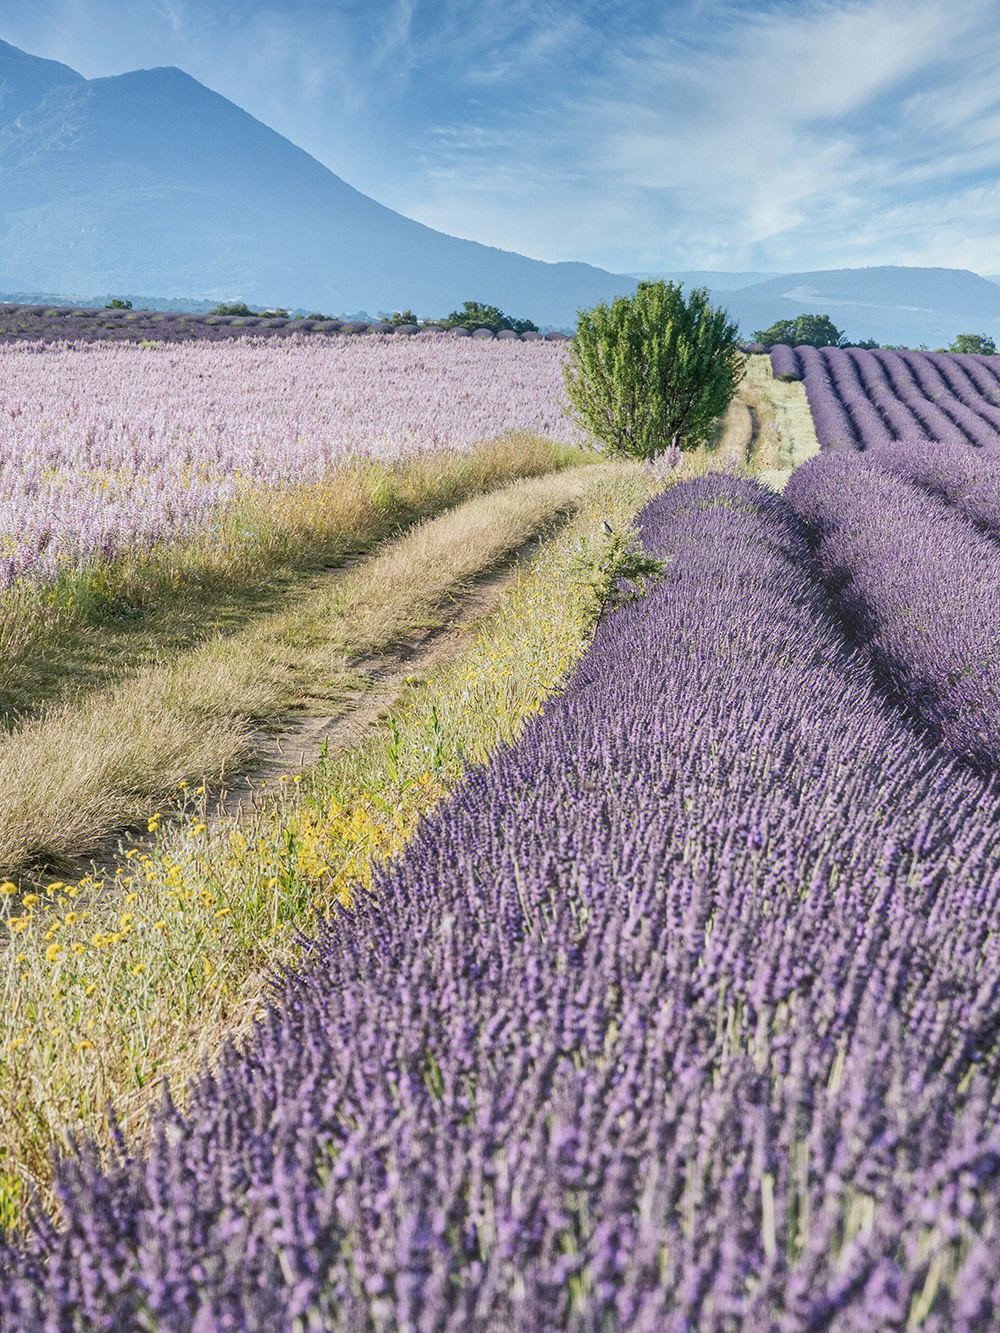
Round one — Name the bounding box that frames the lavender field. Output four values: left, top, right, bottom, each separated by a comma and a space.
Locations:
0, 334, 578, 587
769, 344, 1000, 450
7, 474, 1000, 1329
5, 339, 1000, 1330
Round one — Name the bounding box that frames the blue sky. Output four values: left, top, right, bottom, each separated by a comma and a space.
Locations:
3, 0, 999, 274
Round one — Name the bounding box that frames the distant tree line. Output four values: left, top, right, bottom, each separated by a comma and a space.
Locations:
752, 312, 996, 355
198, 298, 540, 333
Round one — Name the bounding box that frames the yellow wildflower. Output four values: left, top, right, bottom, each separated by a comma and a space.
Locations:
22, 894, 39, 908
44, 944, 61, 963
8, 917, 30, 934
64, 912, 78, 925
0, 882, 16, 896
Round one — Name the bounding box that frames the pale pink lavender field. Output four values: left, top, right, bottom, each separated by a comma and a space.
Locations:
0, 334, 578, 587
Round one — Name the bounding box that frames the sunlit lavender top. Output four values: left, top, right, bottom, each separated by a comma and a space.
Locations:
0, 334, 579, 588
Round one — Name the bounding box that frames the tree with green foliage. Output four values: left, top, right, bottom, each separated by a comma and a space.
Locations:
949, 332, 997, 355
105, 298, 132, 310
209, 302, 255, 317
438, 300, 537, 334
752, 313, 844, 349
390, 309, 420, 326
563, 281, 745, 458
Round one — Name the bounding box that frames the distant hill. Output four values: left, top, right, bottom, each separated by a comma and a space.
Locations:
0, 39, 633, 325
711, 267, 1000, 347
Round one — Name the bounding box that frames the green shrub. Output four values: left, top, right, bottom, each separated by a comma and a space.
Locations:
949, 332, 997, 355
438, 301, 537, 334
563, 281, 744, 458
752, 313, 844, 349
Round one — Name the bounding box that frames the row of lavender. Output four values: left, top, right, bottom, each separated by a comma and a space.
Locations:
769, 344, 1000, 449
0, 305, 570, 346
768, 344, 1000, 773
6, 476, 1000, 1330
0, 337, 579, 588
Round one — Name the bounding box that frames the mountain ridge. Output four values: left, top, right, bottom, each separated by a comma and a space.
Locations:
0, 38, 637, 324
712, 266, 1000, 346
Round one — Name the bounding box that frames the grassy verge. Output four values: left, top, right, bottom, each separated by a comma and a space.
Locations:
741, 353, 820, 487
0, 467, 592, 882
0, 432, 586, 727
0, 461, 655, 1229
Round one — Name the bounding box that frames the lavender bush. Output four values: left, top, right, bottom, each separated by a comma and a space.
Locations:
5, 476, 1000, 1330
864, 437, 1000, 536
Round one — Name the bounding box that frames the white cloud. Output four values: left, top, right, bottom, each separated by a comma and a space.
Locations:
397, 0, 1000, 272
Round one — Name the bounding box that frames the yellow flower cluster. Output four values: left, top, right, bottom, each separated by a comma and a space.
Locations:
285, 771, 445, 913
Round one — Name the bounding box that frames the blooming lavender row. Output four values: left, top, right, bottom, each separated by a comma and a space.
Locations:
0, 336, 579, 588
769, 345, 1000, 449
862, 436, 1000, 537
785, 449, 1000, 770
7, 476, 1000, 1330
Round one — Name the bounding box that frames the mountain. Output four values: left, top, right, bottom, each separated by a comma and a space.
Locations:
0, 39, 82, 120
0, 39, 634, 324
712, 267, 1000, 347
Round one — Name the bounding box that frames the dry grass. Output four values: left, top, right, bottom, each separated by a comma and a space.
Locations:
0, 462, 655, 1227
0, 432, 587, 727
741, 353, 820, 488
0, 467, 592, 882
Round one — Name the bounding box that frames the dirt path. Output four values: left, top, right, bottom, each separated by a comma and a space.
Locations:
75, 529, 549, 877
214, 547, 533, 820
